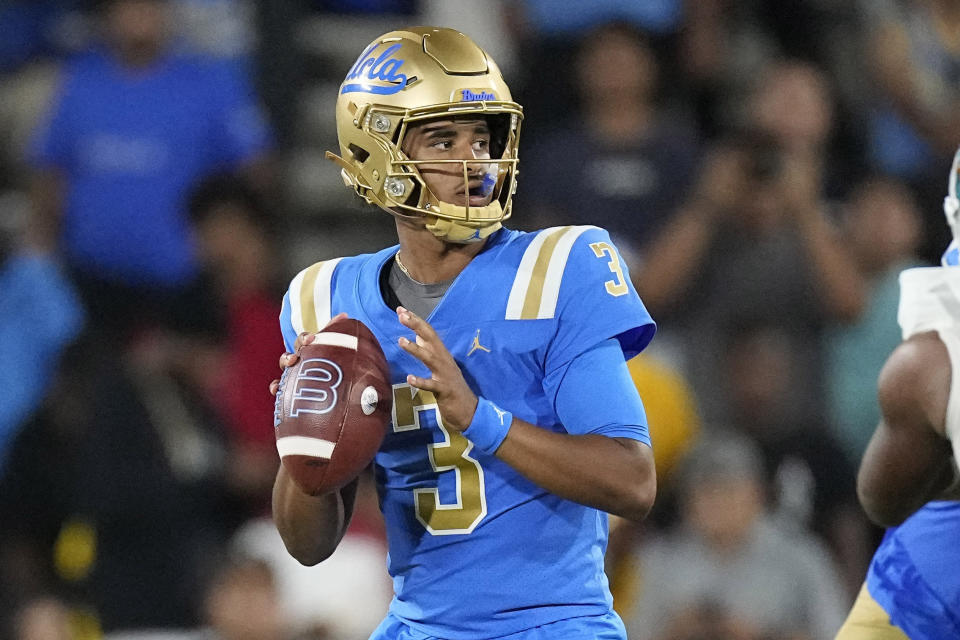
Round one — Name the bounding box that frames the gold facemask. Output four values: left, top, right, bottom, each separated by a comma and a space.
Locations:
325, 27, 523, 243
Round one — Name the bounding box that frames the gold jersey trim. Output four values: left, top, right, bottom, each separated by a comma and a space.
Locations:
289, 257, 344, 335
505, 225, 596, 320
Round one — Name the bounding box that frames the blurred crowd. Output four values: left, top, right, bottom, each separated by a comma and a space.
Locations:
0, 1, 956, 639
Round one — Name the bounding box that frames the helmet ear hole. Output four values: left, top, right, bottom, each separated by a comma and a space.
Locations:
348, 144, 370, 163
485, 114, 510, 160
404, 181, 422, 207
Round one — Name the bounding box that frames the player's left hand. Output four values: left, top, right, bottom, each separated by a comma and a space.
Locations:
396, 306, 478, 432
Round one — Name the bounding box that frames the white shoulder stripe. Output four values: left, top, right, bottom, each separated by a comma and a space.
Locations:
288, 268, 308, 335
311, 257, 343, 331
538, 225, 594, 318
505, 226, 563, 320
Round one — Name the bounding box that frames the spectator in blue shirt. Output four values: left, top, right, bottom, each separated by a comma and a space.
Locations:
27, 0, 272, 339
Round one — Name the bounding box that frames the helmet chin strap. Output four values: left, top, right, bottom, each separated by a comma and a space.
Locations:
423, 199, 504, 244
380, 199, 503, 244
425, 216, 502, 244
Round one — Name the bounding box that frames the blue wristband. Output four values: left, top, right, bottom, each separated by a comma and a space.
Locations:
463, 398, 513, 454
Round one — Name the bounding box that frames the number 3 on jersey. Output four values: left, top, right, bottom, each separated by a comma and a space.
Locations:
590, 241, 629, 297
392, 384, 487, 535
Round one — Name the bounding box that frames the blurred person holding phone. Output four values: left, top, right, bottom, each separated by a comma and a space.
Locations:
26, 0, 272, 341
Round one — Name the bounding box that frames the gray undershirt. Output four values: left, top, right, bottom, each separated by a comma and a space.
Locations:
387, 257, 453, 318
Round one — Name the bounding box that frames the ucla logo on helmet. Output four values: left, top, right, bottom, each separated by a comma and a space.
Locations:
456, 88, 498, 102
342, 43, 408, 95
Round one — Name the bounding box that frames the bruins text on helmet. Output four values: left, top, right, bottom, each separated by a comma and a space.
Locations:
325, 27, 523, 243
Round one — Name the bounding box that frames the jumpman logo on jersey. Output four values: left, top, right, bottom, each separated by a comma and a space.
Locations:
467, 329, 491, 356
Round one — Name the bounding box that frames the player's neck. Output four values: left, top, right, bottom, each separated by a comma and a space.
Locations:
394, 221, 487, 284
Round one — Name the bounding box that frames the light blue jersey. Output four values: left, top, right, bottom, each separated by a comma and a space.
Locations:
866, 502, 960, 638
279, 226, 655, 639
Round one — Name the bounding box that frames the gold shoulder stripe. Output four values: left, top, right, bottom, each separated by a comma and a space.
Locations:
288, 257, 344, 335
505, 226, 596, 320
505, 226, 564, 320
298, 261, 324, 333
520, 226, 570, 319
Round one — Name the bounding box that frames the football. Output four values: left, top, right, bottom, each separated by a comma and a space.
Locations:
274, 317, 392, 495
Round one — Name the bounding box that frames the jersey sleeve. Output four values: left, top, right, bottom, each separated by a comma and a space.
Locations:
278, 258, 344, 353
543, 226, 655, 374
547, 338, 651, 444
278, 289, 297, 353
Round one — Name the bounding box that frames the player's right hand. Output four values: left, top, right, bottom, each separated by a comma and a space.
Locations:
268, 312, 348, 396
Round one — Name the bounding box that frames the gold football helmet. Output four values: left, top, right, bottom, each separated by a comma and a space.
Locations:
326, 27, 523, 243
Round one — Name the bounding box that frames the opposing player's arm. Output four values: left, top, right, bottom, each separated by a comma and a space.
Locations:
857, 331, 955, 527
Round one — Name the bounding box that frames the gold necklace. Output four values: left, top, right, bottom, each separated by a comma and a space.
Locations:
394, 251, 410, 276
394, 251, 425, 284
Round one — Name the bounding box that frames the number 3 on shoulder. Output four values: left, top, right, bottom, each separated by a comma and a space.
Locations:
590, 241, 629, 297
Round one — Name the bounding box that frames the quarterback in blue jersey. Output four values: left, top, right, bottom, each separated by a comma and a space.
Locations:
835, 150, 960, 639
269, 27, 657, 640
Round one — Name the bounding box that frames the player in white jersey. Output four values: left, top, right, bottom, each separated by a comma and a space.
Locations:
835, 150, 960, 639
270, 27, 657, 640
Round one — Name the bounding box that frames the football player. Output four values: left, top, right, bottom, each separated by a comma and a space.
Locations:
834, 150, 960, 639
270, 27, 657, 639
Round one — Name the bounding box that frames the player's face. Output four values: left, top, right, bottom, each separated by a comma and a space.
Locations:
402, 118, 496, 209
